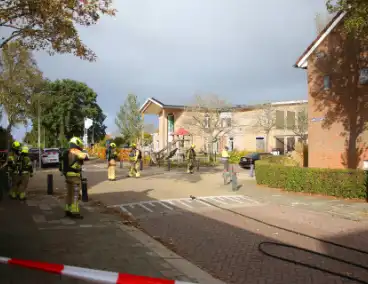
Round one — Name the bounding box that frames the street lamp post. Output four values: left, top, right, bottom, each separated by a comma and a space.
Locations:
38, 100, 41, 168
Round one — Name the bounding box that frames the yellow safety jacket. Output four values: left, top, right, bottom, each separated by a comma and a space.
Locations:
8, 151, 20, 174
186, 148, 196, 160
129, 149, 140, 162
65, 148, 88, 177
221, 150, 229, 158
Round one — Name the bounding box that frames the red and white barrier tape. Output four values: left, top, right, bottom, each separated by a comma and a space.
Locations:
0, 256, 194, 284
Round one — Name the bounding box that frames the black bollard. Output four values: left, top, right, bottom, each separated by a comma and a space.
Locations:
167, 159, 171, 171
196, 159, 200, 171
231, 166, 238, 191
81, 178, 88, 202
140, 159, 143, 171
47, 174, 53, 195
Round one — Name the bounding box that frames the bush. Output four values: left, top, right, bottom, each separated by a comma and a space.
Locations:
261, 155, 299, 166
229, 150, 256, 164
255, 160, 366, 199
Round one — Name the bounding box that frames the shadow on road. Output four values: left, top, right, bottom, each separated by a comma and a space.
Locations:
89, 189, 368, 284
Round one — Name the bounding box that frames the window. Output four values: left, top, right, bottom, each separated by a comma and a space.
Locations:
323, 75, 331, 90
221, 117, 232, 128
204, 114, 210, 128
275, 110, 284, 129
228, 137, 234, 151
286, 111, 295, 130
359, 68, 368, 85
286, 137, 296, 152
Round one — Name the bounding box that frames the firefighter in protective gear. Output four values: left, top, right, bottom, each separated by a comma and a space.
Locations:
186, 144, 196, 174
128, 143, 141, 178
63, 137, 88, 219
221, 146, 230, 172
8, 141, 22, 199
107, 142, 118, 181
17, 146, 33, 200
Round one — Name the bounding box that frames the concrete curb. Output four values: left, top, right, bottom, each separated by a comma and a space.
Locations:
118, 224, 225, 284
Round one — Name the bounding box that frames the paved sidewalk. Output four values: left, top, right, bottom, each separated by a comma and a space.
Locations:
235, 180, 368, 221
0, 192, 223, 284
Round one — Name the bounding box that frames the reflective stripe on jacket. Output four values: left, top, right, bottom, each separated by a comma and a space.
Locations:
66, 148, 87, 177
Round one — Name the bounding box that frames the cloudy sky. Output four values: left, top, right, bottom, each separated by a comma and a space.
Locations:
9, 0, 328, 140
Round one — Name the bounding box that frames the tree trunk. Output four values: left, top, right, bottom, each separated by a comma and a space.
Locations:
265, 132, 269, 152
6, 124, 12, 151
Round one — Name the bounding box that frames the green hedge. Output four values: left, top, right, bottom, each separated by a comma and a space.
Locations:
255, 160, 366, 199
229, 150, 256, 164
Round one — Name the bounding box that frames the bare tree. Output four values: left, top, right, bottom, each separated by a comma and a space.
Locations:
292, 107, 308, 145
183, 94, 237, 160
254, 103, 276, 151
315, 12, 334, 34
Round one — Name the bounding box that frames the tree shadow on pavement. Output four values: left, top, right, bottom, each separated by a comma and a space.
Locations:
89, 189, 368, 284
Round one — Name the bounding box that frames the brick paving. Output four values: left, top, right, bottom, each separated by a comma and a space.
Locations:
0, 174, 222, 284
137, 202, 368, 284
21, 163, 368, 284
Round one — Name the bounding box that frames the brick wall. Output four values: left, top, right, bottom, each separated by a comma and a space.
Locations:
307, 22, 368, 169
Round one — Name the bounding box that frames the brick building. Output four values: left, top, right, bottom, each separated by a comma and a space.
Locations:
294, 12, 368, 169
139, 97, 307, 155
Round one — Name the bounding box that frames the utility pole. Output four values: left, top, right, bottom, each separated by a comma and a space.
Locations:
38, 100, 41, 167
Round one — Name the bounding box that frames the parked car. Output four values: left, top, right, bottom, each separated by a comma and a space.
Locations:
29, 148, 42, 162
239, 152, 272, 169
82, 149, 90, 160
41, 148, 60, 167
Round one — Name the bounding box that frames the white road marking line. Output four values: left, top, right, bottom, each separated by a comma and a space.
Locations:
224, 196, 243, 203
32, 215, 46, 224
149, 202, 156, 207
236, 195, 259, 204
119, 206, 132, 216
159, 201, 173, 210
129, 205, 135, 209
209, 197, 227, 204
176, 200, 193, 209
138, 203, 153, 212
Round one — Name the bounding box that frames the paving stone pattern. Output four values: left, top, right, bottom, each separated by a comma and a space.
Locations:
0, 194, 199, 284
111, 195, 262, 219
137, 202, 368, 284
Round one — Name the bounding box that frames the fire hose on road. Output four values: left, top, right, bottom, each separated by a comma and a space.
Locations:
189, 195, 368, 284
0, 256, 194, 284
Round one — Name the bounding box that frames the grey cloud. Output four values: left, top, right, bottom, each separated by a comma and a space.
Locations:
32, 0, 327, 134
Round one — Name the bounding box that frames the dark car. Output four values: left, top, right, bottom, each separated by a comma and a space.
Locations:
29, 148, 42, 162
239, 152, 272, 169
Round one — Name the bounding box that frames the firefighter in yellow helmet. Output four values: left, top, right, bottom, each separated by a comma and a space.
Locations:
107, 142, 118, 181
16, 146, 33, 200
128, 143, 142, 178
8, 141, 22, 199
61, 137, 88, 219
186, 144, 196, 174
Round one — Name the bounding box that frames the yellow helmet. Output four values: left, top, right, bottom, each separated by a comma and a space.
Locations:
21, 146, 29, 154
69, 137, 83, 149
110, 142, 116, 148
191, 144, 196, 148
12, 141, 21, 150
131, 143, 136, 148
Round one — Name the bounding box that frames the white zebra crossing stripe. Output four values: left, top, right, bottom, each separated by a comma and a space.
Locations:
138, 203, 153, 212
108, 195, 260, 218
